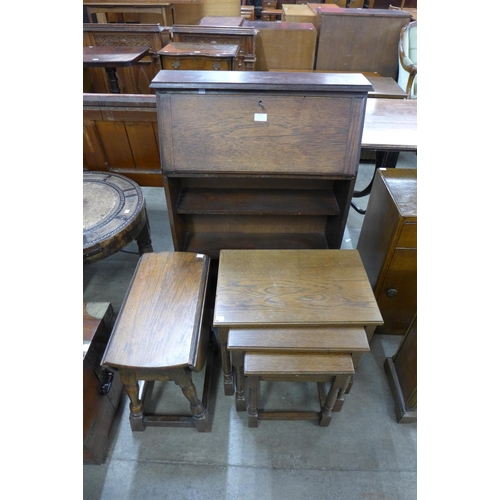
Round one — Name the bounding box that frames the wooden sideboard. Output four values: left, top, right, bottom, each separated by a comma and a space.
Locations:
150, 71, 371, 259
83, 23, 171, 94
84, 1, 175, 25
356, 168, 417, 334
159, 42, 240, 70
170, 25, 257, 70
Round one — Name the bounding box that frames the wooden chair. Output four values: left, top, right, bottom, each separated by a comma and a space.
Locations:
397, 20, 417, 99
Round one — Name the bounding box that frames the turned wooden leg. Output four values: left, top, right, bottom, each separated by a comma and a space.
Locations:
247, 376, 259, 428
171, 368, 210, 432
319, 378, 340, 427
105, 66, 121, 94
136, 210, 153, 255
217, 327, 234, 396
332, 375, 352, 413
120, 368, 145, 431
232, 351, 247, 411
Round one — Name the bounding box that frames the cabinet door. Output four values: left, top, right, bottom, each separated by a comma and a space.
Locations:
376, 248, 416, 334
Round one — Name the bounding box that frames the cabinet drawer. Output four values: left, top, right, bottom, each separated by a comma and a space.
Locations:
161, 56, 233, 71
262, 0, 277, 7
397, 222, 417, 248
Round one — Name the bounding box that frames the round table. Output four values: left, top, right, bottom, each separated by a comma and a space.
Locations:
83, 172, 153, 264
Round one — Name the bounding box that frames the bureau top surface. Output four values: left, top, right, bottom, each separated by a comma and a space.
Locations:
150, 70, 372, 93
379, 168, 417, 217
101, 252, 210, 370
214, 250, 383, 327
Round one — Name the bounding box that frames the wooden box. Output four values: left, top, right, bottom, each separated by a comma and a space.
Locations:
83, 303, 122, 464
357, 168, 417, 334
242, 20, 317, 71
282, 4, 316, 23
150, 71, 371, 259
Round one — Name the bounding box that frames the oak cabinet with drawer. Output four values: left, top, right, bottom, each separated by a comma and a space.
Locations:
170, 25, 257, 70
356, 168, 417, 335
159, 42, 240, 70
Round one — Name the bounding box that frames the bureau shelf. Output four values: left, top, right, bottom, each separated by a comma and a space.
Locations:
176, 188, 341, 216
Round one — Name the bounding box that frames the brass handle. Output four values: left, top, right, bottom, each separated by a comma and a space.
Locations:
171, 61, 181, 69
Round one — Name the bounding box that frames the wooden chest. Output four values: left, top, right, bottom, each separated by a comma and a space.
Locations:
357, 168, 417, 335
170, 25, 257, 70
159, 42, 240, 70
150, 71, 371, 259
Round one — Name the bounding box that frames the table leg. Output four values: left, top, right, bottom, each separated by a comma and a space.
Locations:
136, 210, 153, 255
247, 376, 259, 428
351, 150, 401, 215
217, 327, 234, 395
171, 367, 210, 432
332, 374, 351, 413
105, 66, 121, 94
231, 350, 247, 411
319, 379, 339, 427
120, 368, 145, 431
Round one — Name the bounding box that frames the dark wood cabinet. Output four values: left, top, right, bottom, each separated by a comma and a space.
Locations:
357, 168, 417, 335
83, 23, 170, 94
170, 25, 257, 71
151, 70, 371, 259
159, 43, 240, 71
